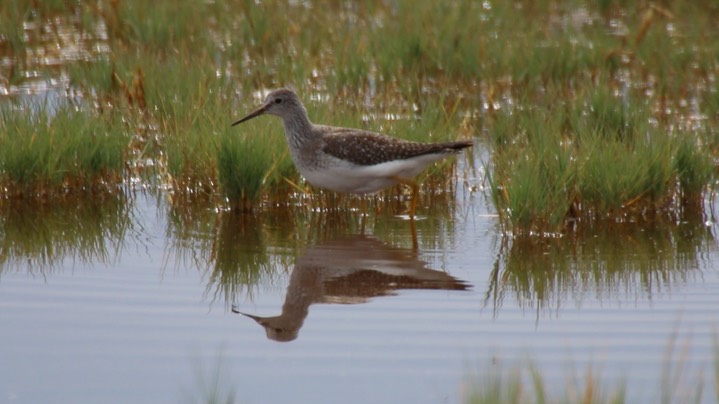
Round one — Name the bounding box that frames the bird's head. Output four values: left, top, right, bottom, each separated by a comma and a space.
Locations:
232, 88, 302, 126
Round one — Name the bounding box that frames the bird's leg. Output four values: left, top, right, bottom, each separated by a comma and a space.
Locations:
409, 216, 418, 250
391, 177, 419, 219
409, 181, 418, 219
360, 196, 367, 234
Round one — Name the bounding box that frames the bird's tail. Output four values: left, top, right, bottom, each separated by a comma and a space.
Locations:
445, 140, 473, 151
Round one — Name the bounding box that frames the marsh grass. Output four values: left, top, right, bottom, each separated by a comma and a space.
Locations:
479, 2, 719, 233
67, 57, 116, 97
216, 121, 295, 211
464, 360, 627, 404
0, 3, 29, 59
217, 93, 299, 211
488, 108, 576, 232
464, 332, 717, 404
160, 103, 218, 196
487, 81, 718, 234
0, 0, 83, 56
105, 0, 215, 51
0, 103, 128, 199
1, 0, 718, 227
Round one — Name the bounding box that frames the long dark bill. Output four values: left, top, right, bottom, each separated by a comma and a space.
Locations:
238, 312, 265, 324
231, 104, 268, 127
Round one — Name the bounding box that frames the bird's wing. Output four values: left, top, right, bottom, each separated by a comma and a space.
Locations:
321, 127, 469, 166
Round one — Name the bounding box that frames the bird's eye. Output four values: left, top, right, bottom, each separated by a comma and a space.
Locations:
274, 98, 283, 104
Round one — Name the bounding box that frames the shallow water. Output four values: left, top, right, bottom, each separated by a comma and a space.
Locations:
2, 3, 719, 403
1, 161, 718, 404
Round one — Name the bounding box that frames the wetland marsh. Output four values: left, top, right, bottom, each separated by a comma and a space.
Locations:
1, 1, 719, 403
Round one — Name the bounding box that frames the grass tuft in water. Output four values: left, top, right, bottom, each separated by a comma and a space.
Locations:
0, 103, 128, 199
674, 135, 715, 202
216, 131, 262, 210
2, 0, 719, 221
464, 358, 627, 404
464, 332, 718, 404
488, 83, 718, 235
488, 107, 576, 234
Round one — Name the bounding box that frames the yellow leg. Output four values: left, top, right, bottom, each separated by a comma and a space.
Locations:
392, 177, 419, 219
409, 215, 418, 250
409, 181, 418, 218
360, 196, 367, 234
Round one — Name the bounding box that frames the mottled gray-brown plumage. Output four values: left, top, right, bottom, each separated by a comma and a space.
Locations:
232, 88, 473, 213
321, 128, 473, 166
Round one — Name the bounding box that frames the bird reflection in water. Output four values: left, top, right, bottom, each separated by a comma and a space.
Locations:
234, 235, 470, 342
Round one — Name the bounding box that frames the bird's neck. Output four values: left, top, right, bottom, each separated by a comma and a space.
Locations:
282, 108, 314, 149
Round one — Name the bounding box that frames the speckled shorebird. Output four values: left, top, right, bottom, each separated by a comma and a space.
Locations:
232, 88, 473, 217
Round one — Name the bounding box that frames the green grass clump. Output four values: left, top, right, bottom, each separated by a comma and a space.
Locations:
575, 88, 648, 143
488, 83, 718, 234
216, 130, 264, 208
576, 139, 666, 213
488, 108, 576, 233
368, 1, 483, 82
3, 0, 719, 220
149, 64, 225, 194
0, 104, 128, 198
217, 90, 358, 210
675, 134, 716, 201
572, 100, 675, 215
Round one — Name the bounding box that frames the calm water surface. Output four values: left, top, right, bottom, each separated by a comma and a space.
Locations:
1, 173, 718, 403
2, 3, 719, 403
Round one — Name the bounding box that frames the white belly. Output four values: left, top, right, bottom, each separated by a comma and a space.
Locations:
298, 154, 448, 194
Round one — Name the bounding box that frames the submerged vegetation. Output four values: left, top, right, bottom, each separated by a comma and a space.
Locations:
463, 331, 719, 404
0, 1, 718, 233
